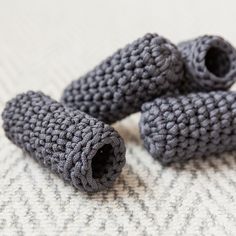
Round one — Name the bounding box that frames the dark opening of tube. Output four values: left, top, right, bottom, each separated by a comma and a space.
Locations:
91, 144, 114, 179
205, 47, 230, 77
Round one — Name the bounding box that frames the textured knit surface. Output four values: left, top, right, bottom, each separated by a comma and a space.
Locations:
178, 35, 236, 92
2, 1, 236, 235
140, 91, 236, 164
62, 33, 183, 124
2, 91, 126, 192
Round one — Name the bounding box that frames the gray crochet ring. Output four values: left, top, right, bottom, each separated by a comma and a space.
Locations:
178, 35, 236, 92
140, 91, 236, 165
2, 91, 126, 192
61, 33, 183, 124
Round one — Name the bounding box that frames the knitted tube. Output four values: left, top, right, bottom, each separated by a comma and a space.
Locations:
178, 35, 236, 92
140, 91, 236, 165
2, 91, 126, 192
61, 33, 183, 124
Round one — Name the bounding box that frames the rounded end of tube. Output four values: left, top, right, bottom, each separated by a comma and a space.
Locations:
70, 132, 126, 193
179, 35, 236, 91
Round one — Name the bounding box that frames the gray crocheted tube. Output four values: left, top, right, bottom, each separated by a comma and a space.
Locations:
2, 91, 126, 192
61, 33, 183, 124
140, 91, 236, 165
178, 35, 236, 92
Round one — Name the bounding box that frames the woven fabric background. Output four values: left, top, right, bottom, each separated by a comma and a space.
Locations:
1, 1, 236, 235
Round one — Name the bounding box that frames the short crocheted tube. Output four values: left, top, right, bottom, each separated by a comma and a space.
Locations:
2, 91, 126, 192
140, 91, 236, 165
178, 35, 236, 92
61, 33, 183, 124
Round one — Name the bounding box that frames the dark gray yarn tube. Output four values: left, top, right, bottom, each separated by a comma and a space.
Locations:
140, 91, 236, 165
61, 33, 183, 124
178, 35, 236, 92
2, 91, 126, 192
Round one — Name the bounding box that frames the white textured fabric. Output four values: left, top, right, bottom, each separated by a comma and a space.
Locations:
1, 1, 236, 235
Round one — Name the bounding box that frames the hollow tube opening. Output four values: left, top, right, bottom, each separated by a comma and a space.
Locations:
91, 144, 114, 179
205, 47, 230, 77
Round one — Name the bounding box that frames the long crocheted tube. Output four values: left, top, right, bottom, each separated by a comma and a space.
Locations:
140, 91, 236, 164
178, 35, 236, 92
61, 33, 183, 124
2, 91, 126, 192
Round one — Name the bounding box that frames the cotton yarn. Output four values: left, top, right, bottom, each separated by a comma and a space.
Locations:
61, 33, 183, 124
178, 35, 236, 92
140, 91, 236, 164
2, 91, 126, 192
3, 33, 236, 187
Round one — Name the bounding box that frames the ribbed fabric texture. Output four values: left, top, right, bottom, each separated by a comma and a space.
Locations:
178, 35, 236, 92
61, 33, 183, 124
2, 91, 126, 192
140, 91, 236, 164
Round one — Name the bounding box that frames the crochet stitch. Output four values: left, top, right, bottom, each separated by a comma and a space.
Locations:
2, 91, 126, 192
61, 33, 183, 124
140, 91, 236, 165
178, 35, 236, 92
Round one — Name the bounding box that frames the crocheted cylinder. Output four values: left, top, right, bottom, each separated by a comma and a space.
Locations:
62, 33, 183, 124
2, 91, 126, 192
140, 91, 236, 164
178, 35, 236, 92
